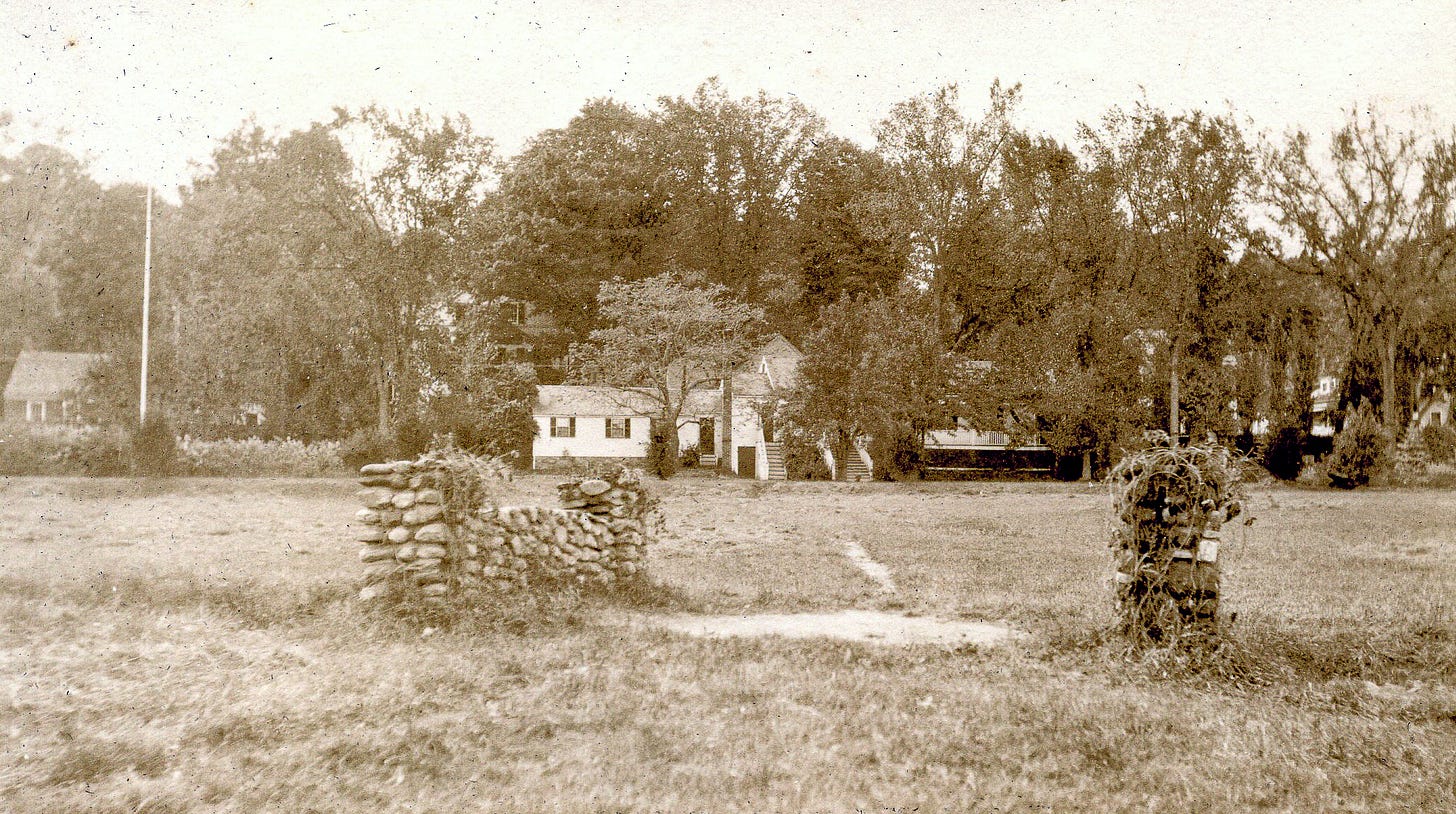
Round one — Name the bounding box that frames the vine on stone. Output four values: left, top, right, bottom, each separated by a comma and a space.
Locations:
1109, 436, 1245, 647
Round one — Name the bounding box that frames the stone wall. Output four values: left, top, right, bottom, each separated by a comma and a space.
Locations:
353, 457, 654, 602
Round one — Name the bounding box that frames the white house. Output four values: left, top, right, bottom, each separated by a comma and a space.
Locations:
1413, 387, 1451, 430
530, 335, 803, 477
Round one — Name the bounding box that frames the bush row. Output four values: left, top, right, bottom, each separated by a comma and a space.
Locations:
0, 425, 347, 477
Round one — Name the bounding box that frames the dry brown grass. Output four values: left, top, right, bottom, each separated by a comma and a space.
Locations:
1, 474, 1453, 812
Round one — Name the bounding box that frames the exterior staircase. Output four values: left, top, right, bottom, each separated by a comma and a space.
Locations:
842, 448, 871, 481
763, 442, 787, 480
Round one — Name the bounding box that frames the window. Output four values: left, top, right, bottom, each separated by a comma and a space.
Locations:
25, 400, 45, 422
550, 416, 576, 438
605, 417, 631, 439
503, 301, 526, 326
1433, 412, 1445, 427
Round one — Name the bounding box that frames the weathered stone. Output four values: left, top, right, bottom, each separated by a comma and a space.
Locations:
360, 462, 394, 476
552, 526, 569, 546
391, 490, 418, 509
413, 543, 448, 560
375, 509, 404, 526
359, 583, 389, 601
579, 478, 612, 496
462, 559, 483, 574
415, 488, 444, 505
396, 543, 419, 562
356, 508, 383, 524
356, 526, 386, 543
357, 475, 395, 487
415, 522, 452, 543
362, 561, 398, 581
356, 488, 395, 509
359, 544, 400, 563
388, 460, 415, 474
387, 525, 413, 544
403, 504, 444, 525
420, 583, 448, 597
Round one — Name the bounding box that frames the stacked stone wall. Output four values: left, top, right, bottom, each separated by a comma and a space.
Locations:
352, 458, 654, 601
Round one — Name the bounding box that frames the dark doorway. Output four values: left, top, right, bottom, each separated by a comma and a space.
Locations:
699, 417, 715, 455
737, 446, 756, 479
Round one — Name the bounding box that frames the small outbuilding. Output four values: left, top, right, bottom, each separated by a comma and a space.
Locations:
2, 351, 105, 424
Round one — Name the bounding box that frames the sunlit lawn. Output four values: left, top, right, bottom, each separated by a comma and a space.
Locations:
1, 474, 1453, 813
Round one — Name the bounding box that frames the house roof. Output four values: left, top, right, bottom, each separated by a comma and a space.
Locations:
537, 385, 656, 416
536, 385, 722, 417
2, 351, 104, 402
734, 333, 803, 390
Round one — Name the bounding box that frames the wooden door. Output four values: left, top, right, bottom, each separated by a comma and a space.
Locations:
737, 446, 756, 479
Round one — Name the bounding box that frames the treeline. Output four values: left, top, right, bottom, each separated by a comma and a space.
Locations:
2, 80, 1454, 469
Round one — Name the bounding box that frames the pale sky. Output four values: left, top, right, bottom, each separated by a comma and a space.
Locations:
5, 0, 1455, 195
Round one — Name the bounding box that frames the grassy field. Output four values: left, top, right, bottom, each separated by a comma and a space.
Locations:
1, 474, 1453, 813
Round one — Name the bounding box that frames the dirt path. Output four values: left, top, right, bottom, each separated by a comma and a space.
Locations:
634, 531, 1016, 646
651, 609, 1017, 646
840, 537, 897, 593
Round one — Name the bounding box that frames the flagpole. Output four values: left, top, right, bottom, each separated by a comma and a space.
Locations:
140, 185, 152, 424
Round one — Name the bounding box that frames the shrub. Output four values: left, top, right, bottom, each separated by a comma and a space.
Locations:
1421, 423, 1456, 464
178, 436, 346, 477
646, 426, 679, 479
341, 428, 392, 471
0, 425, 133, 476
1326, 402, 1390, 489
61, 425, 130, 475
678, 443, 701, 468
131, 414, 179, 476
1262, 425, 1308, 481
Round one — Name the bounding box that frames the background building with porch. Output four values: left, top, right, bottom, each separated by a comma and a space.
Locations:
2, 351, 104, 424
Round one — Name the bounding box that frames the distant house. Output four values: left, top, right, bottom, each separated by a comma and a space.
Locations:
2, 351, 105, 424
531, 335, 803, 477
1311, 374, 1340, 437
1413, 387, 1451, 430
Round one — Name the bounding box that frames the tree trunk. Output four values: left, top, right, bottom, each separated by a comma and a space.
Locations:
719, 372, 734, 474
375, 361, 392, 438
1168, 338, 1181, 444
1081, 451, 1093, 481
1380, 332, 1400, 432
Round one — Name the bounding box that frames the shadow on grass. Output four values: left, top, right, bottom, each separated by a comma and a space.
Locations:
0, 573, 350, 629
364, 574, 707, 637
1042, 611, 1456, 690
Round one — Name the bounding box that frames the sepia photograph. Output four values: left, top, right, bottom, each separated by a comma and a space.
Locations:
3, 1, 1454, 811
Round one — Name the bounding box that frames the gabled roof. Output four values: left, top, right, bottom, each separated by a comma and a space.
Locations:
2, 351, 104, 402
536, 385, 721, 417
735, 333, 803, 390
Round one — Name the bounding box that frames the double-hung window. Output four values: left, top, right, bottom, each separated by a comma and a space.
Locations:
605, 417, 631, 439
550, 417, 576, 438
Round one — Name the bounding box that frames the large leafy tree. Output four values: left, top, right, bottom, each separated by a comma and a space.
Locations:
655, 80, 825, 325
874, 82, 1021, 343
791, 290, 962, 480
567, 271, 763, 472
1083, 104, 1255, 439
488, 99, 671, 346
0, 143, 101, 354
1261, 108, 1456, 430
791, 137, 907, 322
964, 134, 1150, 473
